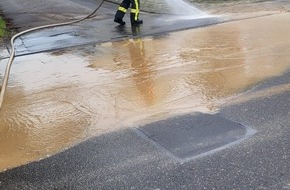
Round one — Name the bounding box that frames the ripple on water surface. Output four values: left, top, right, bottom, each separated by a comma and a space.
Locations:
1, 13, 290, 171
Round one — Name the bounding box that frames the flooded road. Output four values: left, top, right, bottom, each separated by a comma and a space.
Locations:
1, 12, 290, 171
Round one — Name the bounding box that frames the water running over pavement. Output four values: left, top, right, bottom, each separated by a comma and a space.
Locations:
1, 11, 290, 172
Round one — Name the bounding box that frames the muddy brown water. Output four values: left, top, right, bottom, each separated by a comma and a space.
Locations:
0, 13, 290, 171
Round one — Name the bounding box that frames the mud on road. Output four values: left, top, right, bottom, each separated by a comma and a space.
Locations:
1, 10, 290, 171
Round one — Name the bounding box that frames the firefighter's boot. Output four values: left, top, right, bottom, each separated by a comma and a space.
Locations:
114, 2, 130, 25
114, 17, 126, 25
130, 13, 143, 26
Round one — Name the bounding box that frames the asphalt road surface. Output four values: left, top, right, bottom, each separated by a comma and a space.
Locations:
0, 0, 290, 189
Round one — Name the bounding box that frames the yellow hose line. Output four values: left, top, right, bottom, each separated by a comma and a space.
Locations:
0, 0, 104, 111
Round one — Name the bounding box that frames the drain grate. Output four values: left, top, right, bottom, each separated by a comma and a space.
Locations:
135, 113, 256, 162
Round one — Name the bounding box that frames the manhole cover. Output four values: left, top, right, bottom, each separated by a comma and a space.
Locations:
135, 113, 256, 162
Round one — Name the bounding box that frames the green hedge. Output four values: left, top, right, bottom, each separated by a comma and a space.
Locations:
0, 17, 6, 37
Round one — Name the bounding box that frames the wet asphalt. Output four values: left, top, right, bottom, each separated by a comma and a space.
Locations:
0, 73, 289, 189
0, 0, 290, 189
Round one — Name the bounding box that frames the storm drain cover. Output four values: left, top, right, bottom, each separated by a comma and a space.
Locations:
135, 113, 256, 162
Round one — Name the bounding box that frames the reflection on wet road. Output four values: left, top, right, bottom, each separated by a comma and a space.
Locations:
1, 13, 290, 171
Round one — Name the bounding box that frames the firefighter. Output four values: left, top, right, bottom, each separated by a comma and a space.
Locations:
114, 0, 143, 26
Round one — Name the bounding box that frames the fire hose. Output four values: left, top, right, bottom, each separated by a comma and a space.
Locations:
0, 0, 172, 111
0, 0, 106, 111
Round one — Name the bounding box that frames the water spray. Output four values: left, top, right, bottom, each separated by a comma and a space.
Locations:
165, 0, 205, 16
0, 0, 207, 111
